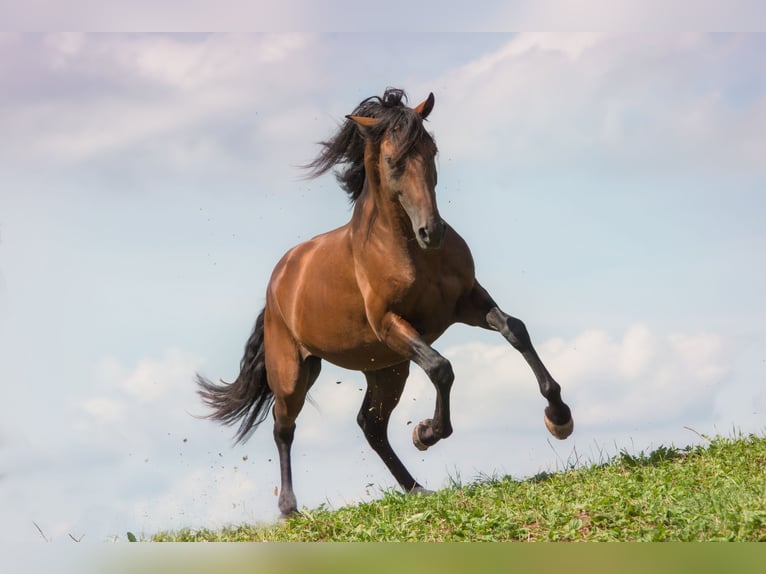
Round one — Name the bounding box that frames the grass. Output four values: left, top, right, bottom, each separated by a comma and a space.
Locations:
152, 432, 766, 542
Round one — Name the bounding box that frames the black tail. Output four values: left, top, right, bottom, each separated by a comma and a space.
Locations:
197, 309, 273, 443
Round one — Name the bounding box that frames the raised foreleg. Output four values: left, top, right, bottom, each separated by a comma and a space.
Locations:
373, 312, 455, 451
456, 281, 573, 439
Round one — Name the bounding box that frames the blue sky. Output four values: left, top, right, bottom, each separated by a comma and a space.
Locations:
1, 32, 765, 544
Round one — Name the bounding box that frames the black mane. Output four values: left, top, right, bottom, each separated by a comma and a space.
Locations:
303, 88, 436, 202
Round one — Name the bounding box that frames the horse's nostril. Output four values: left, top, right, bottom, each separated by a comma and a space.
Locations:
418, 227, 429, 241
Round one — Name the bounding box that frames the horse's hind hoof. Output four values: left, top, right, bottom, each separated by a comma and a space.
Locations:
410, 485, 434, 496
544, 414, 574, 440
412, 420, 431, 451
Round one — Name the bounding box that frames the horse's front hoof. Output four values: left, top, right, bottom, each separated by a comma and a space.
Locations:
412, 419, 432, 451
544, 414, 574, 440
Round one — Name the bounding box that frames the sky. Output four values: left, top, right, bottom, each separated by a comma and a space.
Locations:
1, 32, 765, 546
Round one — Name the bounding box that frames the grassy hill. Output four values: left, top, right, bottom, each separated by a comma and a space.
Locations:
152, 433, 765, 542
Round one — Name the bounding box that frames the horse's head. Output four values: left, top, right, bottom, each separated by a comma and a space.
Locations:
348, 92, 446, 250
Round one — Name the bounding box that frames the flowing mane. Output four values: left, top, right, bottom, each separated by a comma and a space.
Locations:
303, 88, 436, 202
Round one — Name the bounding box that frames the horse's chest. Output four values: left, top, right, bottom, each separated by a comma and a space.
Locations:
399, 274, 464, 334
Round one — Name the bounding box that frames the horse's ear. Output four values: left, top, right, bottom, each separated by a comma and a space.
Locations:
346, 115, 379, 133
413, 92, 435, 119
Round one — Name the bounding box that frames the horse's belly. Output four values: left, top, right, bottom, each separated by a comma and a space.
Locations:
311, 341, 410, 372
296, 305, 451, 372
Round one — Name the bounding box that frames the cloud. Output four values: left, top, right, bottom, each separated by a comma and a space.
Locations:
95, 348, 200, 402
6, 33, 764, 185
0, 34, 320, 169
391, 325, 728, 435
426, 33, 766, 176
59, 346, 283, 536
287, 324, 729, 465
10, 325, 732, 542
128, 467, 257, 532
78, 397, 124, 425
121, 349, 200, 402
73, 348, 202, 440
548, 326, 726, 427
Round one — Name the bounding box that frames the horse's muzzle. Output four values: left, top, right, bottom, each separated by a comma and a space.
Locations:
417, 218, 446, 250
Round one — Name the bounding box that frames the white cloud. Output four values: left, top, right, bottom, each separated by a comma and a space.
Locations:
5, 33, 764, 181
44, 32, 85, 64
71, 348, 202, 444
0, 34, 320, 167
129, 467, 266, 533
426, 33, 766, 174
120, 348, 199, 401
498, 32, 604, 61
4, 324, 735, 543
78, 397, 124, 425
395, 325, 729, 435
92, 347, 200, 402
284, 324, 729, 451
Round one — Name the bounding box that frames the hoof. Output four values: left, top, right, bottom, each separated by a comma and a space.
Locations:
545, 414, 573, 440
412, 422, 428, 452
410, 485, 434, 496
278, 509, 300, 523
412, 420, 431, 451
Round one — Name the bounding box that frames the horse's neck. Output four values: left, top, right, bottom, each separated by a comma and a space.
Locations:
350, 182, 420, 270
354, 180, 414, 239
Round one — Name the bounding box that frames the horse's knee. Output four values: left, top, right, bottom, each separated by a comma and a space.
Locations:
425, 356, 454, 389
505, 316, 532, 350
505, 315, 527, 336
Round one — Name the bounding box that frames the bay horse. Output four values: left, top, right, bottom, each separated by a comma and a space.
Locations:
197, 88, 573, 518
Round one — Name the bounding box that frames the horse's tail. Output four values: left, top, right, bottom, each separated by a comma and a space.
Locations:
197, 308, 273, 444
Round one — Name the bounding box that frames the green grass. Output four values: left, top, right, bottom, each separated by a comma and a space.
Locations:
153, 433, 766, 542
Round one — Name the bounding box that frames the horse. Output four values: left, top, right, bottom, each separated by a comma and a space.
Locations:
197, 88, 573, 518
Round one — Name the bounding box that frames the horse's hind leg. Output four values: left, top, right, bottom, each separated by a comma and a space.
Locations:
358, 362, 428, 493
271, 355, 321, 518
265, 312, 322, 518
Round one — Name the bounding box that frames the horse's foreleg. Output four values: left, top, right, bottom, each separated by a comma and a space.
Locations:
457, 281, 573, 439
376, 313, 454, 450
486, 307, 573, 438
359, 362, 428, 492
